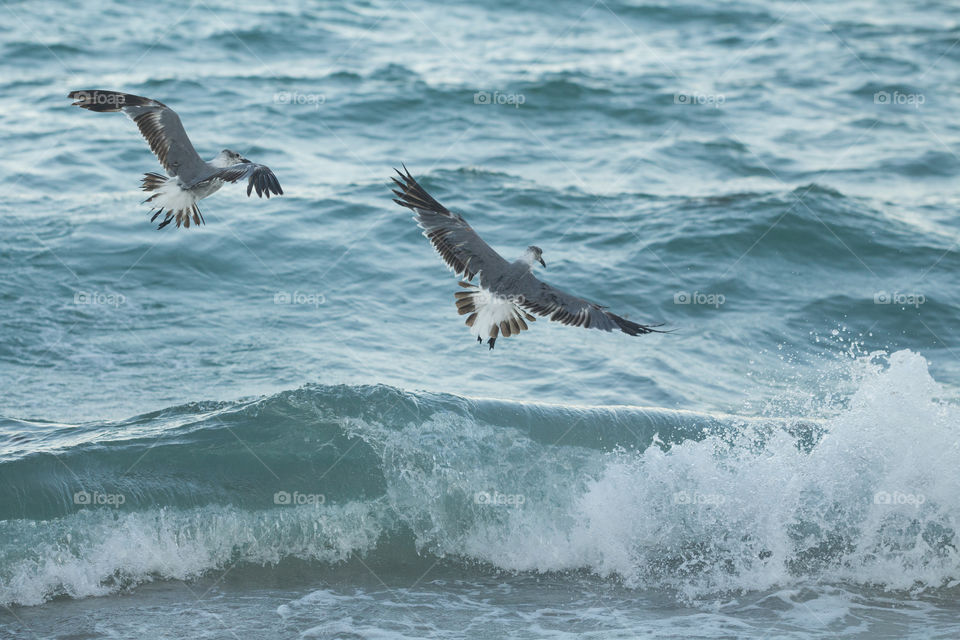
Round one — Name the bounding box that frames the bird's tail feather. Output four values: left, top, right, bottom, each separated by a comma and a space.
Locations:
148, 205, 204, 230
140, 173, 204, 230
455, 282, 535, 349
68, 90, 158, 112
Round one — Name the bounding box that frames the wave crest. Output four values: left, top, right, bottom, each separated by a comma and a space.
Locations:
1, 350, 957, 606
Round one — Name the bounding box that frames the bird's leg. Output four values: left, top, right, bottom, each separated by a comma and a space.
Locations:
487, 325, 499, 350
157, 213, 174, 230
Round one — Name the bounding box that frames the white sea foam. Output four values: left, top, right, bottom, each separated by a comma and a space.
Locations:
2, 351, 957, 609
447, 350, 960, 598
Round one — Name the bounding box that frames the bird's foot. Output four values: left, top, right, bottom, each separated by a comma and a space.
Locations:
487, 337, 496, 350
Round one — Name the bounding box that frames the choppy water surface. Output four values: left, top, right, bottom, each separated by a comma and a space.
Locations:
1, 0, 959, 637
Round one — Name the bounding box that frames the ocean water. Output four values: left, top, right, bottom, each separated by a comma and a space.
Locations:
2, 0, 959, 637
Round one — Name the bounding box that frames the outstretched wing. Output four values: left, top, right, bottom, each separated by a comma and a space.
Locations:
212, 162, 284, 198
511, 271, 666, 336
68, 90, 210, 184
391, 166, 509, 284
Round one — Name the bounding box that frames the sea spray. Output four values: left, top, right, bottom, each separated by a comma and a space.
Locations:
1, 351, 957, 607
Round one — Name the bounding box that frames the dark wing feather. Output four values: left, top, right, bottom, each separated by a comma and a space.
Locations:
511, 271, 666, 336
212, 162, 284, 198
68, 90, 209, 184
391, 166, 508, 284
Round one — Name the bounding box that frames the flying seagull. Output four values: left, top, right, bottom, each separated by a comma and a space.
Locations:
68, 90, 283, 229
391, 166, 666, 349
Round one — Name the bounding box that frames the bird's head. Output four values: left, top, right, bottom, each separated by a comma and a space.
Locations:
523, 245, 547, 269
214, 149, 251, 167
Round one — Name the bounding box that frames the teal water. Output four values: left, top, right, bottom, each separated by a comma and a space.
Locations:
2, 0, 960, 637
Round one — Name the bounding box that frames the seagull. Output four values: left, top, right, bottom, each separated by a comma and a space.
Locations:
391, 166, 666, 349
68, 90, 283, 229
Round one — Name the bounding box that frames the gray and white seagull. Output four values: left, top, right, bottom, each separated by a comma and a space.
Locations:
392, 166, 666, 349
68, 90, 283, 229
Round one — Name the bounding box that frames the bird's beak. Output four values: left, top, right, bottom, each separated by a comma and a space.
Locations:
240, 157, 251, 164
538, 257, 547, 268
